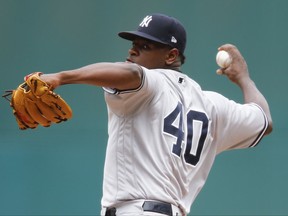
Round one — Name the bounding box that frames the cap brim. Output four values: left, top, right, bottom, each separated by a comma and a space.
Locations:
118, 31, 167, 45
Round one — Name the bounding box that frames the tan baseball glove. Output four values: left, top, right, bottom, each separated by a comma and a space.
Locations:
3, 72, 72, 130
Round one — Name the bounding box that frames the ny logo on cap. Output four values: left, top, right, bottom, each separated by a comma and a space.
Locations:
139, 15, 152, 27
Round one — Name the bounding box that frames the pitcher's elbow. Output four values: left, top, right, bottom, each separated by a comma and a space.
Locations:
265, 119, 273, 135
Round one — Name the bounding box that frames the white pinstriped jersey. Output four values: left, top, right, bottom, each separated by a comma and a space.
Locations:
101, 66, 268, 214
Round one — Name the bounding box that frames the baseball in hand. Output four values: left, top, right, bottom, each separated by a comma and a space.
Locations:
216, 50, 232, 68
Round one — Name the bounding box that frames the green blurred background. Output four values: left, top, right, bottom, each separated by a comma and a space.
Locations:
0, 0, 287, 215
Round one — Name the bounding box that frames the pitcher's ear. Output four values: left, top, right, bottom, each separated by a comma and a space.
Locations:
165, 48, 179, 65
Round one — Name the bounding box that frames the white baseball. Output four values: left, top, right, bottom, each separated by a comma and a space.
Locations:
216, 50, 232, 68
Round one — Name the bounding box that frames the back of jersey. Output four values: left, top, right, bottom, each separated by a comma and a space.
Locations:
104, 65, 268, 216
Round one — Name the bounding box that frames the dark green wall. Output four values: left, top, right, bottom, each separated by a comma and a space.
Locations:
0, 0, 287, 215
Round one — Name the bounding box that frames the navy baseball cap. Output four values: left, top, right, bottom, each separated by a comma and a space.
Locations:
118, 13, 187, 54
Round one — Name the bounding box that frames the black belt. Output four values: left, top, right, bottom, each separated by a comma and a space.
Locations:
105, 201, 173, 216
143, 201, 173, 216
105, 207, 116, 216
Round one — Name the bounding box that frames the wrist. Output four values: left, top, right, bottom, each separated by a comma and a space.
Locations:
236, 76, 254, 90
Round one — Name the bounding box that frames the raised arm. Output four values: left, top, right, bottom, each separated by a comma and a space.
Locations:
40, 62, 142, 91
217, 44, 273, 134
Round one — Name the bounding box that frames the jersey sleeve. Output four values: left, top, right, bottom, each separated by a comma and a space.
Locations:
103, 66, 161, 116
204, 91, 269, 154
